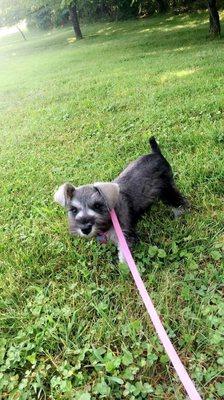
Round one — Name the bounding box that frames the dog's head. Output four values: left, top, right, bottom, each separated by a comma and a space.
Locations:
54, 182, 119, 237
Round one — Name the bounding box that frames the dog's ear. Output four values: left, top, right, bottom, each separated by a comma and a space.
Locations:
94, 182, 120, 210
54, 183, 75, 207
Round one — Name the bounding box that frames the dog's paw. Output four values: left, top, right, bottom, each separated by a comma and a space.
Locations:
172, 206, 189, 219
118, 249, 127, 264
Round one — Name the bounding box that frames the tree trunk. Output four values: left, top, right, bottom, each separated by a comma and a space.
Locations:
208, 0, 221, 36
157, 0, 169, 13
69, 3, 83, 40
17, 26, 27, 41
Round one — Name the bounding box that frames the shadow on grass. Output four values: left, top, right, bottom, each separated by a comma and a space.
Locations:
85, 11, 223, 54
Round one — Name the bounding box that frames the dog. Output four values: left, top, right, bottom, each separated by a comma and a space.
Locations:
54, 137, 187, 263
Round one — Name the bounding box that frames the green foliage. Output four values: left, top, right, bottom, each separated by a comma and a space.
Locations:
1, 1, 223, 28
0, 0, 28, 26
27, 6, 53, 29
0, 11, 224, 399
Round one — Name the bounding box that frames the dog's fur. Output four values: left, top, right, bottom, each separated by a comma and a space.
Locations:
54, 137, 187, 262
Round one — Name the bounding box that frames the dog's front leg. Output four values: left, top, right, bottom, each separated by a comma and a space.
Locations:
107, 227, 136, 264
117, 230, 137, 264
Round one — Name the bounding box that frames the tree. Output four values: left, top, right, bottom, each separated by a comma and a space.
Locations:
43, 0, 83, 39
67, 1, 82, 39
156, 0, 169, 13
0, 0, 83, 40
208, 0, 221, 36
33, 1, 83, 40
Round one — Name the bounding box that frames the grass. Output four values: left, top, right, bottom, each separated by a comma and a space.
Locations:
0, 11, 224, 400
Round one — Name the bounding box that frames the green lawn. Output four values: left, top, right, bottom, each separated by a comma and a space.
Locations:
0, 11, 223, 400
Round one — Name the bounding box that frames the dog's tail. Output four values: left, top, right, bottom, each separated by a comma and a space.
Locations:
149, 136, 162, 155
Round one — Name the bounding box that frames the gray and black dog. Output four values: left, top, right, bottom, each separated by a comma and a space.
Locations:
54, 137, 187, 263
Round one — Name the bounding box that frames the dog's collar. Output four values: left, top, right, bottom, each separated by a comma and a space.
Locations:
96, 232, 108, 244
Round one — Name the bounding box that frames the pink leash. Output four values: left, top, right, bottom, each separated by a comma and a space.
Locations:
110, 209, 202, 400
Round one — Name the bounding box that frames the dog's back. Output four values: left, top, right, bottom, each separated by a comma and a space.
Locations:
114, 137, 173, 214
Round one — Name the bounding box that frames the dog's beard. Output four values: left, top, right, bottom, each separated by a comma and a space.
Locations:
69, 213, 111, 238
70, 222, 103, 238
70, 221, 111, 238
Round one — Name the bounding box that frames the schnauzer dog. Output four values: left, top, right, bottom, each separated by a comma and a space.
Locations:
54, 137, 187, 263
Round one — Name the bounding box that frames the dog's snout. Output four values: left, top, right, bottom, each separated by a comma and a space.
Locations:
80, 217, 90, 224
81, 222, 92, 235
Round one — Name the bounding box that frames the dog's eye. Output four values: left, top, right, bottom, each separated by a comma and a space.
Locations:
70, 207, 78, 215
92, 202, 103, 212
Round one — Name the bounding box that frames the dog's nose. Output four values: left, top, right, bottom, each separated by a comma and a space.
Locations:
81, 223, 92, 235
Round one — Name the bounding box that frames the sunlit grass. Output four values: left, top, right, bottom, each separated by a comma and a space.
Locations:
160, 68, 200, 83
